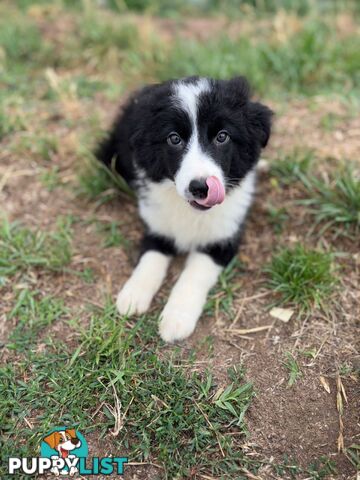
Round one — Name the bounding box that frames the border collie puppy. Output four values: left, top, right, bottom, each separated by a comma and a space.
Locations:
96, 76, 272, 342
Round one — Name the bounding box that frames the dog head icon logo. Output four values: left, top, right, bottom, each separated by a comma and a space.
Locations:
43, 428, 81, 458
40, 427, 88, 476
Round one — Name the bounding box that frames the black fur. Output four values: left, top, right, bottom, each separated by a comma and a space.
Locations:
96, 76, 272, 189
140, 232, 176, 257
96, 76, 272, 267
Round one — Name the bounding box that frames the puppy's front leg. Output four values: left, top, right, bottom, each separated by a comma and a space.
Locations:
159, 252, 222, 342
116, 234, 174, 316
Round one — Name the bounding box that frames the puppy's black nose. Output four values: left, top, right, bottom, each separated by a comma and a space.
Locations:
71, 438, 79, 445
189, 179, 208, 199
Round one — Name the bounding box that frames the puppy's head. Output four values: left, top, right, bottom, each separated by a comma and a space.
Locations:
130, 76, 272, 211
43, 428, 81, 457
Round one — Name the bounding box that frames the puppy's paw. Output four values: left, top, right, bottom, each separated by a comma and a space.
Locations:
159, 305, 197, 343
116, 282, 152, 316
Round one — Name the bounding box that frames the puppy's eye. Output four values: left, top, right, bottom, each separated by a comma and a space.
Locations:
167, 132, 182, 147
215, 131, 230, 145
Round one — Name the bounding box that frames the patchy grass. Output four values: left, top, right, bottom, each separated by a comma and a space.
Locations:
265, 244, 336, 311
269, 149, 314, 185
0, 217, 72, 283
266, 204, 289, 234
77, 152, 134, 203
154, 20, 360, 96
9, 132, 59, 162
274, 455, 338, 479
0, 106, 25, 141
2, 2, 359, 99
205, 258, 243, 319
0, 13, 44, 66
40, 166, 61, 191
96, 221, 129, 248
7, 290, 67, 352
0, 1, 359, 478
319, 112, 344, 132
1, 302, 256, 479
79, 15, 139, 55
301, 167, 360, 235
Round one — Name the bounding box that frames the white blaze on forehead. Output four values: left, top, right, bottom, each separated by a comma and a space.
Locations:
172, 78, 225, 198
173, 78, 211, 124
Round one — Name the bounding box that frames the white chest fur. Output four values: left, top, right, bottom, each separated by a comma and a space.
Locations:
138, 170, 256, 251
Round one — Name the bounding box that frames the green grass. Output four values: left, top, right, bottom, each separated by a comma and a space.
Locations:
40, 166, 61, 191
301, 167, 360, 235
10, 133, 59, 162
0, 2, 358, 477
1, 302, 257, 479
79, 15, 139, 54
7, 289, 67, 352
14, 0, 360, 17
154, 20, 360, 96
319, 112, 343, 131
265, 244, 336, 311
0, 106, 25, 141
273, 455, 337, 479
269, 149, 313, 185
0, 217, 72, 283
77, 152, 135, 203
0, 15, 43, 65
205, 257, 243, 318
266, 204, 289, 234
96, 221, 129, 248
283, 352, 302, 386
1, 3, 359, 99
345, 444, 360, 471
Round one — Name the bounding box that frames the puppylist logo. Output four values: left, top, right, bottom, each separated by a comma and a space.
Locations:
8, 427, 128, 476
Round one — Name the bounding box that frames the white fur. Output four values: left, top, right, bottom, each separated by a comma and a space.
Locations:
57, 431, 80, 455
175, 133, 225, 199
116, 251, 171, 315
139, 169, 256, 251
173, 78, 210, 120
173, 79, 225, 198
159, 252, 222, 342
115, 78, 259, 342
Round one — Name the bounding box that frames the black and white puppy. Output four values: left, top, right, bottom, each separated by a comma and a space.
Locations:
96, 76, 272, 342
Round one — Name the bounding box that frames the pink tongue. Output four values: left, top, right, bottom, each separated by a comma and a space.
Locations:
196, 176, 225, 207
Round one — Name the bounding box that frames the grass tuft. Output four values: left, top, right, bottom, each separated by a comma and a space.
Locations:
265, 244, 336, 311
301, 167, 360, 235
96, 221, 129, 248
283, 352, 302, 386
270, 149, 313, 185
77, 151, 135, 203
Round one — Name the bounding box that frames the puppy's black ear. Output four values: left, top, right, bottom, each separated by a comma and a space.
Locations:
247, 101, 273, 148
226, 76, 251, 105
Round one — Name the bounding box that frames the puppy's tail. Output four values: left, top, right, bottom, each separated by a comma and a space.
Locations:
95, 128, 118, 169
94, 120, 135, 195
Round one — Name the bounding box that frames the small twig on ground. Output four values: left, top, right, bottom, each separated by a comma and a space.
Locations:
336, 373, 348, 452
127, 461, 164, 469
225, 325, 272, 335
23, 417, 34, 429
